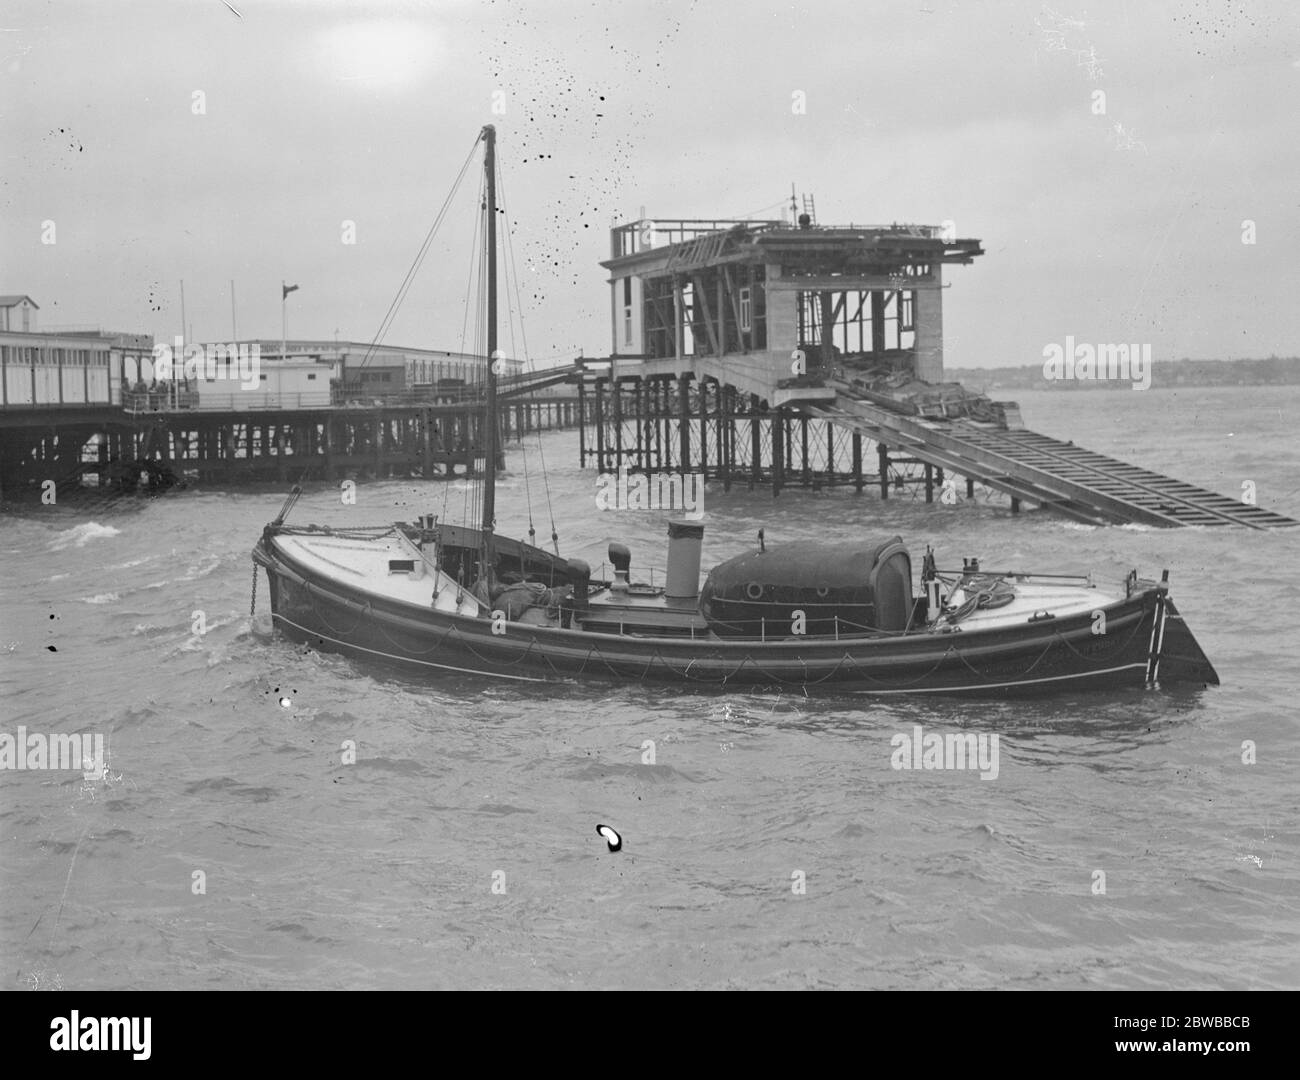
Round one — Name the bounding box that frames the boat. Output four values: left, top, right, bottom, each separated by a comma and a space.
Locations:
251, 126, 1219, 696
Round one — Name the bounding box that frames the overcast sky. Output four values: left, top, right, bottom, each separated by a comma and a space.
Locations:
2, 0, 1297, 369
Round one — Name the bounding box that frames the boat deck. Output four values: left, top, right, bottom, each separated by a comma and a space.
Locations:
273, 531, 483, 616
938, 579, 1122, 632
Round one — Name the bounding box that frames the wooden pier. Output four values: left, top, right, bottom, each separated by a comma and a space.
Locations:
0, 391, 580, 496
576, 369, 1296, 527
5, 207, 1296, 529
577, 212, 1298, 529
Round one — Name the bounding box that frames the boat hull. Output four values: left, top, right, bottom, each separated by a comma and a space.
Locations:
253, 537, 1218, 697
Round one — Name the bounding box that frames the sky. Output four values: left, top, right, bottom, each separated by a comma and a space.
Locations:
2, 0, 1297, 370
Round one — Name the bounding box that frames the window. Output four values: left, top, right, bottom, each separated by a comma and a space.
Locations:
22, 306, 30, 332
623, 278, 633, 345
739, 287, 752, 332
307, 373, 316, 381
901, 293, 915, 332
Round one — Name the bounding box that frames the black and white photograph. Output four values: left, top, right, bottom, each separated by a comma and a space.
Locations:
0, 0, 1296, 1025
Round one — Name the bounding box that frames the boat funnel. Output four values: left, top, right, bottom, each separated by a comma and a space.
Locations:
665, 521, 705, 599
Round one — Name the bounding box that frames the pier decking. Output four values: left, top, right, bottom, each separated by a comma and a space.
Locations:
807, 390, 1295, 528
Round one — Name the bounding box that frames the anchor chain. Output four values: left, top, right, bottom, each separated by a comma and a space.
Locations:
250, 563, 258, 617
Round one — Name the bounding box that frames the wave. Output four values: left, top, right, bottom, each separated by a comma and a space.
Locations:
172, 554, 223, 583
48, 523, 121, 550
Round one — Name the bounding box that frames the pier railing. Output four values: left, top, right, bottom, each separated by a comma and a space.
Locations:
123, 390, 336, 413
119, 381, 580, 415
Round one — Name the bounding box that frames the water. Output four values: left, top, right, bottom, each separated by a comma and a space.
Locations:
2, 385, 1297, 989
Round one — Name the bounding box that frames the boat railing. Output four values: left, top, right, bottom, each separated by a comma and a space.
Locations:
591, 562, 710, 589
589, 563, 1096, 591
932, 568, 1094, 587
586, 563, 1095, 593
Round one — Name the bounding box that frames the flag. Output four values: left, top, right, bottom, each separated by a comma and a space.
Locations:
282, 283, 299, 300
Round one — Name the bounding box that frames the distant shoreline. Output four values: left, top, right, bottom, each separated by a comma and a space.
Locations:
951, 357, 1300, 392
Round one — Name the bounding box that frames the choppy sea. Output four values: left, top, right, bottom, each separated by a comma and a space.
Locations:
2, 385, 1297, 990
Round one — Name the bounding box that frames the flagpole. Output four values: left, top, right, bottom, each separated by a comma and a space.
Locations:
281, 280, 286, 365
178, 279, 186, 409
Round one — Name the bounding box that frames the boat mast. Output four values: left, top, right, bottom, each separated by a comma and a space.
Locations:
481, 124, 498, 580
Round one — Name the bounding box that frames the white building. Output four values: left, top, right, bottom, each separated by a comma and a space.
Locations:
0, 295, 38, 333
192, 338, 522, 401
191, 353, 337, 410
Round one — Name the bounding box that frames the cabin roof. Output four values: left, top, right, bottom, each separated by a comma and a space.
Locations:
0, 295, 39, 308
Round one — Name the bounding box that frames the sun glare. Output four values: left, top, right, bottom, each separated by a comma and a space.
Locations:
321, 20, 439, 88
